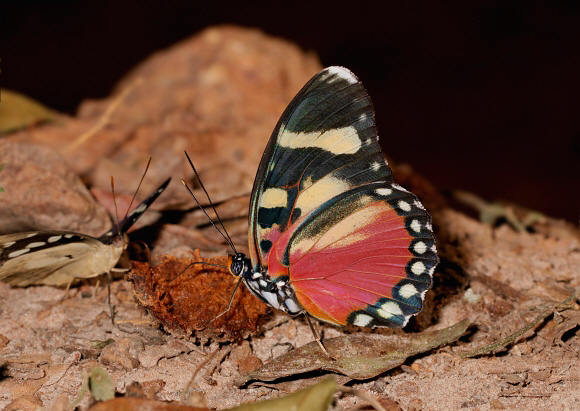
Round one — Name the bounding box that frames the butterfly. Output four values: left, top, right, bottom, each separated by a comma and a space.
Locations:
224, 66, 438, 329
0, 177, 171, 287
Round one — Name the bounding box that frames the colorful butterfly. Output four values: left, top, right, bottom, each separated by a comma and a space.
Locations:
226, 66, 438, 329
0, 177, 171, 287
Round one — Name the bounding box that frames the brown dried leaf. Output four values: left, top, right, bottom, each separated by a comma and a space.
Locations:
236, 319, 470, 385
127, 252, 270, 342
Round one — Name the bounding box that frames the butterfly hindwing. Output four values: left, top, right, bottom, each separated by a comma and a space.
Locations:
248, 67, 437, 327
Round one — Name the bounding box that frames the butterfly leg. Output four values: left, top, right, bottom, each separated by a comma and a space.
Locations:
204, 277, 243, 327
304, 313, 334, 359
111, 267, 130, 273
56, 277, 77, 304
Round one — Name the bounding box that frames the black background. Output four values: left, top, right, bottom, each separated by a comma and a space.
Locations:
2, 1, 579, 222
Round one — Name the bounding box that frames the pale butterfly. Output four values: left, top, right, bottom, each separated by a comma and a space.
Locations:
0, 177, 170, 287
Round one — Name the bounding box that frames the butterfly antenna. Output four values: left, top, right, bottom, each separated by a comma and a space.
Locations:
180, 179, 237, 253
206, 278, 243, 325
184, 151, 237, 253
123, 157, 152, 222
110, 176, 121, 229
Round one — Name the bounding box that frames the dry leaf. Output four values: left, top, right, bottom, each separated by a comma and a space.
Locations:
0, 89, 57, 134
237, 319, 470, 385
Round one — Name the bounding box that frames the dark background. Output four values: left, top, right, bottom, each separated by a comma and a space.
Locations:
2, 1, 579, 222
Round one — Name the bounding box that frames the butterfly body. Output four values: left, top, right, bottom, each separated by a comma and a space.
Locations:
230, 253, 302, 315
0, 178, 170, 287
229, 67, 438, 328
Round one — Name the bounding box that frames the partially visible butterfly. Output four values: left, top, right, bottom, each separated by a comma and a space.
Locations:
220, 67, 438, 329
0, 177, 171, 287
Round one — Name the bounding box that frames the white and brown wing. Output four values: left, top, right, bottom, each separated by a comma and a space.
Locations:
0, 231, 123, 286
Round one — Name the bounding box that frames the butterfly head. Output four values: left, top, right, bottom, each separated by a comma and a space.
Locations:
228, 253, 252, 278
111, 233, 129, 249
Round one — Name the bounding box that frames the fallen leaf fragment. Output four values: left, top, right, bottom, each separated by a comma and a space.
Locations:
228, 377, 336, 411
0, 89, 57, 133
237, 319, 470, 385
89, 367, 116, 401
87, 377, 337, 411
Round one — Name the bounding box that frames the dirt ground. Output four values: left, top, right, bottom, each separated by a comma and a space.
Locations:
1, 26, 579, 410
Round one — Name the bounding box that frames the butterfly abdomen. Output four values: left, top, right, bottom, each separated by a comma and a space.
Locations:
242, 269, 302, 315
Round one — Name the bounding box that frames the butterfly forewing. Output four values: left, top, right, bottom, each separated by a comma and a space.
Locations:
0, 231, 114, 286
99, 177, 171, 243
249, 67, 437, 327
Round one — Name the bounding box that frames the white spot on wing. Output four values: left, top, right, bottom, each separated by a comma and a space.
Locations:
26, 233, 38, 238
413, 241, 427, 254
47, 236, 62, 243
64, 234, 74, 238
135, 203, 147, 214
398, 200, 411, 212
399, 284, 419, 299
410, 219, 421, 232
376, 188, 392, 196
27, 242, 46, 248
8, 248, 31, 258
2, 241, 16, 248
377, 301, 403, 319
371, 162, 381, 171
411, 261, 426, 275
352, 313, 374, 327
